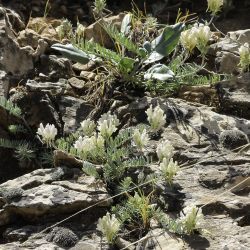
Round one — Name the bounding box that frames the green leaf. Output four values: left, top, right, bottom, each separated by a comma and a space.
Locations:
51, 43, 90, 64
121, 13, 132, 35
102, 23, 142, 57
143, 41, 152, 53
144, 64, 175, 81
145, 23, 184, 64
118, 57, 135, 73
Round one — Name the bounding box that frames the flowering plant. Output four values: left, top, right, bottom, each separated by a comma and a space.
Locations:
97, 212, 121, 243
239, 43, 250, 71
160, 158, 179, 185
37, 123, 57, 147
146, 105, 166, 132
207, 0, 224, 15
132, 128, 149, 151
97, 112, 120, 138
156, 140, 174, 162
80, 118, 96, 136
180, 205, 203, 234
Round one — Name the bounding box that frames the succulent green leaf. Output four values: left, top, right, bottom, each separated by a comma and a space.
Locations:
144, 64, 175, 81
51, 43, 90, 64
143, 41, 152, 53
121, 13, 132, 35
145, 23, 184, 64
118, 57, 135, 73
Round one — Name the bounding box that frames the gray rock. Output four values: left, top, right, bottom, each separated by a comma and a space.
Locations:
0, 7, 34, 76
84, 13, 125, 48
0, 167, 111, 226
9, 89, 62, 130
0, 71, 9, 97
209, 29, 250, 74
39, 55, 74, 80
216, 73, 250, 119
59, 96, 94, 134
26, 79, 67, 94
215, 51, 240, 74
3, 225, 41, 241
143, 228, 186, 250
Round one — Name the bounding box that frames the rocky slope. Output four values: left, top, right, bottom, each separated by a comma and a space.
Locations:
0, 1, 249, 249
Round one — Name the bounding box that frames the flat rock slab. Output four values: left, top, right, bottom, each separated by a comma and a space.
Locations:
0, 167, 111, 226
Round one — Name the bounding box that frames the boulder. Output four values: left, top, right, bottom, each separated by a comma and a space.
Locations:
0, 8, 34, 77
0, 167, 111, 226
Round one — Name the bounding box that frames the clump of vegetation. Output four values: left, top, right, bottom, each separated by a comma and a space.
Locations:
3, 0, 247, 247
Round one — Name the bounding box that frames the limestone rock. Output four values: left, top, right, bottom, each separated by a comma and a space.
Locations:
0, 167, 111, 226
9, 90, 61, 130
0, 8, 33, 76
59, 96, 94, 134
209, 29, 250, 74
144, 229, 186, 249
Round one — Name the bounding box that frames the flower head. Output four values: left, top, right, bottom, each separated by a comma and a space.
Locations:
194, 23, 211, 54
160, 158, 179, 185
146, 105, 166, 132
180, 205, 204, 234
76, 22, 85, 38
80, 118, 96, 136
74, 136, 95, 159
132, 128, 149, 151
74, 134, 105, 159
97, 212, 120, 243
180, 28, 198, 52
97, 112, 120, 138
156, 140, 174, 162
239, 43, 250, 71
207, 0, 224, 15
37, 123, 57, 147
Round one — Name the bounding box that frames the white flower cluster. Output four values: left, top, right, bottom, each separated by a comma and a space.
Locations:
156, 140, 174, 161
132, 128, 149, 151
73, 112, 120, 159
80, 118, 96, 136
74, 134, 104, 159
180, 23, 212, 54
97, 112, 120, 138
97, 212, 121, 243
239, 43, 250, 71
207, 0, 224, 15
180, 205, 204, 234
37, 123, 57, 147
146, 105, 166, 132
157, 140, 179, 185
160, 158, 179, 185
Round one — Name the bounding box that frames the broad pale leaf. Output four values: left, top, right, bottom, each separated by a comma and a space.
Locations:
51, 43, 90, 64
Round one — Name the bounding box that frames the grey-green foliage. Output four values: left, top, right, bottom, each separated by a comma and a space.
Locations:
51, 18, 184, 83
93, 0, 106, 17
0, 97, 22, 117
0, 138, 35, 163
15, 144, 36, 162
39, 151, 54, 166
154, 208, 183, 234
8, 124, 27, 134
102, 22, 143, 57
112, 191, 156, 229
82, 161, 100, 178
